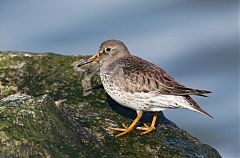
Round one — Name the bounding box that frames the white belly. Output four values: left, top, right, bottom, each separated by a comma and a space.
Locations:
100, 72, 190, 112
104, 84, 191, 111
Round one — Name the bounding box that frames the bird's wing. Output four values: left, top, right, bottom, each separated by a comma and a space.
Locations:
119, 56, 211, 96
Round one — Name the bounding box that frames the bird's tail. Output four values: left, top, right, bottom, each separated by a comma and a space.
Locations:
194, 89, 212, 97
185, 96, 213, 118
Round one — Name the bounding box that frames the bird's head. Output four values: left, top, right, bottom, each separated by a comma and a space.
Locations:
78, 40, 130, 67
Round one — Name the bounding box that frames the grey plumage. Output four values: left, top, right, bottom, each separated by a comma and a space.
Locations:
98, 43, 212, 117
78, 39, 212, 137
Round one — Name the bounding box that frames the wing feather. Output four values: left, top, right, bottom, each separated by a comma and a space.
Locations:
118, 56, 211, 96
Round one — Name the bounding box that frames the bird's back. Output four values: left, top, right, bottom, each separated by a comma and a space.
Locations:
100, 55, 212, 117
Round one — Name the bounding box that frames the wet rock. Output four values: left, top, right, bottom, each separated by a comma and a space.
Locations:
0, 51, 221, 158
0, 93, 33, 107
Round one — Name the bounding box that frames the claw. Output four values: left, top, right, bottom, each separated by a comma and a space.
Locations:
108, 112, 143, 137
122, 123, 128, 129
108, 126, 126, 132
144, 123, 149, 128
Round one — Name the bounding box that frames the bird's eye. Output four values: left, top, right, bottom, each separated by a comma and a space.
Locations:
105, 48, 111, 52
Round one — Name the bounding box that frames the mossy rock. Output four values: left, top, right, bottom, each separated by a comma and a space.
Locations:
0, 51, 221, 158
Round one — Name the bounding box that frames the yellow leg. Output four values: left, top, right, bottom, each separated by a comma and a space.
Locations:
137, 112, 158, 135
108, 112, 143, 138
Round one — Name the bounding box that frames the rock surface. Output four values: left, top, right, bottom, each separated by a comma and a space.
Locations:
0, 51, 221, 158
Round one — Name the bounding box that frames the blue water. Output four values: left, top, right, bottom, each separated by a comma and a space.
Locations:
0, 0, 239, 157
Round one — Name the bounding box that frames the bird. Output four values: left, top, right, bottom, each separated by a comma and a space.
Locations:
78, 39, 212, 137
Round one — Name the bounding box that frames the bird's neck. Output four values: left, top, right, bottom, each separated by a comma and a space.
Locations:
100, 55, 127, 73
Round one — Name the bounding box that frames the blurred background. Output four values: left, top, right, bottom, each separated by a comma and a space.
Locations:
0, 0, 239, 157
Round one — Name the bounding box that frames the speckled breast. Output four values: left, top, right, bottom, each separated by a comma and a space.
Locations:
99, 72, 177, 112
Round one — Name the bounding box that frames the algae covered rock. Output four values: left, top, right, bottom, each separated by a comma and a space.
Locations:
0, 51, 221, 158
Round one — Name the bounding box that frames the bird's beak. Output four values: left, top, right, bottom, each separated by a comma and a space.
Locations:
77, 51, 101, 67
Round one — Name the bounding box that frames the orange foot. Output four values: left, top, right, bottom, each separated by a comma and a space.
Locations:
108, 112, 143, 138
137, 123, 156, 135
137, 112, 158, 135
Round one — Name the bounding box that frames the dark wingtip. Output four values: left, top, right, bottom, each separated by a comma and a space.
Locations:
198, 94, 209, 97
196, 90, 212, 97
197, 107, 213, 118
204, 90, 212, 94
205, 112, 213, 119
